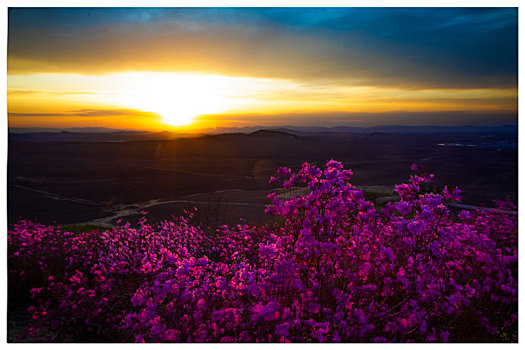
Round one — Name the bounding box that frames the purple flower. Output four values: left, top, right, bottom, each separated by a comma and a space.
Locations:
440, 331, 450, 342
380, 246, 395, 261
326, 159, 343, 170
458, 210, 471, 221
275, 322, 290, 337
269, 176, 280, 185
131, 290, 145, 307
411, 163, 422, 171
407, 220, 426, 235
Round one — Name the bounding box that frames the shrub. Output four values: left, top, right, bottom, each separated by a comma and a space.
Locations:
8, 160, 517, 342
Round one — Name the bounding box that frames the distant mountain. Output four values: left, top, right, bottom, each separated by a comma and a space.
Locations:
249, 129, 297, 138
261, 125, 518, 135
8, 124, 516, 143
194, 129, 297, 141
199, 124, 517, 135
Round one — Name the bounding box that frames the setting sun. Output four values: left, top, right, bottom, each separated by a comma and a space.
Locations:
112, 73, 248, 126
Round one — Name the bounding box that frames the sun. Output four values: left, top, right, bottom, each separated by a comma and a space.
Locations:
113, 73, 241, 126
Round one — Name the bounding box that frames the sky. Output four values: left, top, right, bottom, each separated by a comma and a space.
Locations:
7, 7, 518, 131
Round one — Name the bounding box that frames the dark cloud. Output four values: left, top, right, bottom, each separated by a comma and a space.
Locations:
7, 8, 517, 89
197, 110, 518, 127
9, 108, 160, 118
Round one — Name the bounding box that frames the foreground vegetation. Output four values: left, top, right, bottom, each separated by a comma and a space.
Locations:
8, 161, 517, 342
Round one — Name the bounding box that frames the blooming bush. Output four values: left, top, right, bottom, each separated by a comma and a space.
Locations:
8, 160, 517, 342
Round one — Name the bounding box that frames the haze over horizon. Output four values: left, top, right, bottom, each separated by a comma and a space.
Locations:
7, 7, 518, 131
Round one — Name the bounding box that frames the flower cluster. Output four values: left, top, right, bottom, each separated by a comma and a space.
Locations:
8, 160, 517, 342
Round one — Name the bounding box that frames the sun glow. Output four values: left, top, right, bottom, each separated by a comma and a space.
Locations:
112, 73, 253, 126
7, 71, 518, 131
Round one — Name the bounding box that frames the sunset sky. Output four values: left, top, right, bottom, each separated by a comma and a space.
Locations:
7, 7, 518, 131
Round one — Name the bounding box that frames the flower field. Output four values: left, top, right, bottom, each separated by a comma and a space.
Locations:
8, 160, 518, 342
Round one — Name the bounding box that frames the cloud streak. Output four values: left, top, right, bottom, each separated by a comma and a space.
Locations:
196, 110, 518, 127
9, 108, 160, 118
7, 88, 98, 96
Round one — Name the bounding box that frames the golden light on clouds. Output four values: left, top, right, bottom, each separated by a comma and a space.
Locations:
7, 72, 299, 129
7, 72, 517, 130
